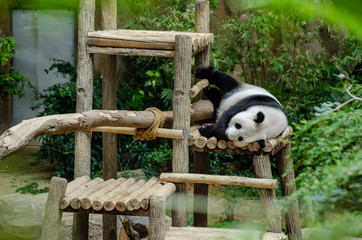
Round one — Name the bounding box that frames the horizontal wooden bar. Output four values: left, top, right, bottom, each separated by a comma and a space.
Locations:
160, 173, 278, 189
88, 46, 175, 57
89, 126, 184, 139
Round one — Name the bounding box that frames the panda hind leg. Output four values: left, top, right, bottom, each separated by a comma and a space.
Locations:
203, 87, 221, 113
195, 66, 240, 95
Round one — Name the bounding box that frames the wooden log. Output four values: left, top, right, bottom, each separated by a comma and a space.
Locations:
116, 177, 158, 212
253, 155, 282, 232
227, 141, 236, 150
88, 46, 175, 58
40, 177, 67, 240
69, 178, 116, 210
102, 178, 146, 211
100, 0, 118, 237
87, 37, 174, 50
74, 0, 95, 237
81, 177, 126, 210
263, 126, 293, 152
65, 175, 91, 196
148, 196, 167, 240
172, 34, 192, 227
190, 79, 209, 98
217, 140, 227, 149
0, 101, 213, 160
276, 143, 302, 240
90, 126, 184, 139
160, 173, 278, 189
206, 137, 217, 149
193, 1, 211, 227
87, 29, 213, 52
248, 141, 260, 152
194, 136, 208, 148
136, 183, 163, 210
152, 182, 177, 198
95, 178, 138, 211
61, 178, 104, 209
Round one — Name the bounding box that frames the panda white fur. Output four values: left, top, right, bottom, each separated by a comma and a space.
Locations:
195, 66, 288, 148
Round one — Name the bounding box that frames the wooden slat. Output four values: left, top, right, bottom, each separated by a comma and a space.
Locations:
160, 173, 278, 189
90, 126, 184, 139
88, 46, 174, 58
165, 226, 287, 240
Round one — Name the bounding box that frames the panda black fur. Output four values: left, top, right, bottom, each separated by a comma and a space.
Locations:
195, 66, 288, 148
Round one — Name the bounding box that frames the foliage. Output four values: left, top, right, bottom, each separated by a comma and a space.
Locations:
216, 7, 361, 122
16, 183, 49, 195
0, 35, 35, 102
290, 93, 361, 219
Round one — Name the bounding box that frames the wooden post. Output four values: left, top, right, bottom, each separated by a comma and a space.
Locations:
276, 143, 302, 240
172, 34, 192, 227
74, 0, 95, 238
100, 0, 118, 239
149, 196, 167, 240
40, 177, 67, 240
253, 155, 282, 232
193, 0, 210, 227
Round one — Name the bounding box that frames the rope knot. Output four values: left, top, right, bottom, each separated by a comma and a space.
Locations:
134, 107, 165, 141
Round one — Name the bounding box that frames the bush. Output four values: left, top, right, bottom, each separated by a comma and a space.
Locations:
289, 84, 361, 229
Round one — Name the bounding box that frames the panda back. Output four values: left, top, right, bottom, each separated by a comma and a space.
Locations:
217, 84, 281, 120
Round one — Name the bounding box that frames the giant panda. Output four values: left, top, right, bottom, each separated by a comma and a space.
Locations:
195, 66, 288, 149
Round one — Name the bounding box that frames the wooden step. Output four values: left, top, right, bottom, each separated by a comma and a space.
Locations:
87, 29, 214, 57
163, 226, 287, 240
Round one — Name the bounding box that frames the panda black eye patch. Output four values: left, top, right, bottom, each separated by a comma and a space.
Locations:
238, 136, 243, 141
235, 123, 242, 129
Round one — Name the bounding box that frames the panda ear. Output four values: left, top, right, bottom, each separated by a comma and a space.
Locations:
254, 111, 265, 123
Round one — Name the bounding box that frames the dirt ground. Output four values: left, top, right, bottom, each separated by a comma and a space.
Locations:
0, 146, 54, 197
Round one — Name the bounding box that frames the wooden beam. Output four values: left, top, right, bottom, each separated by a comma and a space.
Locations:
160, 173, 278, 189
74, 0, 95, 238
193, 0, 211, 227
253, 155, 282, 232
172, 34, 192, 227
40, 177, 67, 240
276, 143, 302, 240
0, 100, 213, 160
90, 126, 184, 139
88, 46, 175, 58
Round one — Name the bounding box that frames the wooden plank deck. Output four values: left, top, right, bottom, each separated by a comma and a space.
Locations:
162, 226, 287, 240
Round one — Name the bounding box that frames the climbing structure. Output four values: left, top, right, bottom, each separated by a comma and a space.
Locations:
0, 0, 302, 240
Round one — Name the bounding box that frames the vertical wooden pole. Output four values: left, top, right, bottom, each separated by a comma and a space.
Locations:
172, 34, 192, 227
276, 143, 302, 240
193, 0, 211, 227
40, 177, 67, 240
253, 155, 282, 232
100, 0, 118, 239
149, 196, 167, 240
74, 0, 95, 239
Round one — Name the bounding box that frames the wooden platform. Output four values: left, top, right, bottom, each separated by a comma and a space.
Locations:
60, 176, 176, 216
87, 29, 214, 57
189, 126, 293, 155
162, 227, 287, 240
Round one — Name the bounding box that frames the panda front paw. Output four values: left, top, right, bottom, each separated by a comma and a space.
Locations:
198, 124, 215, 138
195, 66, 216, 80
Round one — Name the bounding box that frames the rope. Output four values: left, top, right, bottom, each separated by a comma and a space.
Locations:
134, 107, 165, 141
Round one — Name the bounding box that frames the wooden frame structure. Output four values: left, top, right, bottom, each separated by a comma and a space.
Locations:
0, 1, 302, 240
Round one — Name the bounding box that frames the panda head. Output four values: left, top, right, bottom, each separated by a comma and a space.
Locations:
225, 110, 266, 148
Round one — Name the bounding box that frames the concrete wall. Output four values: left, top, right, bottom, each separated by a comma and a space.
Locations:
11, 10, 75, 126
